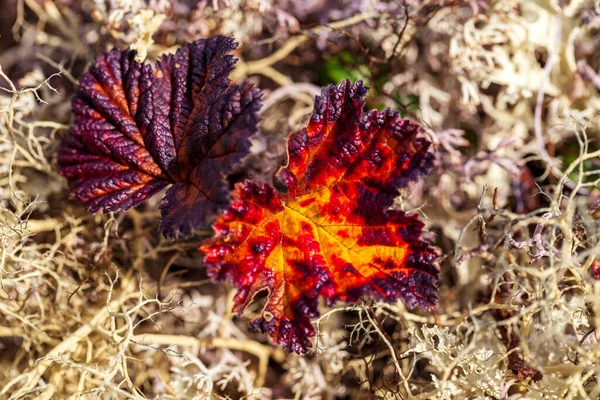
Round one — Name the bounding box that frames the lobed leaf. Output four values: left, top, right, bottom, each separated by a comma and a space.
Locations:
200, 80, 438, 353
58, 36, 262, 238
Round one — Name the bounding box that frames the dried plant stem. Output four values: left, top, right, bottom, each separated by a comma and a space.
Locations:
36, 53, 78, 85
25, 218, 61, 233
363, 306, 412, 396
232, 12, 375, 81
251, 65, 314, 105
261, 82, 321, 114
230, 12, 374, 110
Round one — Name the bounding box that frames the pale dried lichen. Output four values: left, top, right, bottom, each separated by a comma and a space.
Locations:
3, 0, 600, 398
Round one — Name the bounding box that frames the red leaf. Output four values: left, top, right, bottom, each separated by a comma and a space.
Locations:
200, 80, 438, 353
591, 260, 600, 280
58, 36, 262, 238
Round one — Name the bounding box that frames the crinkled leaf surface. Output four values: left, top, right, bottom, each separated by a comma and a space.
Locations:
58, 36, 262, 238
200, 80, 438, 353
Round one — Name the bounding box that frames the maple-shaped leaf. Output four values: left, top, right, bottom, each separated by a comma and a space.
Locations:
200, 80, 438, 353
58, 36, 262, 238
